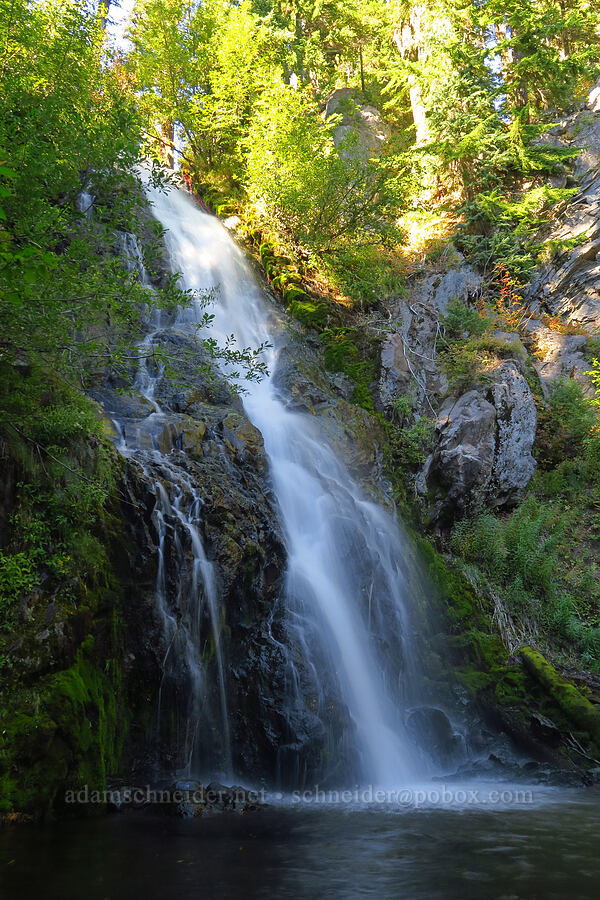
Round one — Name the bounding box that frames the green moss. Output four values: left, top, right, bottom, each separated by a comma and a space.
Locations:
0, 623, 127, 815
0, 366, 136, 815
493, 667, 528, 706
282, 284, 307, 305
520, 646, 600, 748
320, 329, 378, 411
1, 597, 128, 810
456, 666, 493, 692
288, 299, 328, 327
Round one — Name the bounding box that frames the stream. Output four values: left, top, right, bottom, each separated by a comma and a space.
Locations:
1, 787, 599, 899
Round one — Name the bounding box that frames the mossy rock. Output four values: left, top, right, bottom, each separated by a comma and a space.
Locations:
282, 285, 307, 304
222, 411, 265, 470
0, 649, 124, 815
271, 272, 302, 293
158, 417, 207, 458
520, 646, 600, 749
288, 299, 328, 328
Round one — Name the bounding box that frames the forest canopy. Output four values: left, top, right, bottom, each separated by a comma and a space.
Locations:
1, 0, 598, 349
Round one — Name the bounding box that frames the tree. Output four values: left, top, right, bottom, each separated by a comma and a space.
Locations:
130, 0, 276, 175
483, 0, 600, 117
0, 0, 180, 380
245, 79, 398, 253
387, 0, 599, 198
128, 0, 198, 163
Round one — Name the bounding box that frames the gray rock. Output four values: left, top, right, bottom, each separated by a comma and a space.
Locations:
527, 170, 600, 328
420, 363, 537, 522
493, 330, 528, 362
490, 363, 538, 504
325, 88, 388, 160
420, 390, 497, 520
410, 260, 483, 318
570, 83, 600, 176
523, 319, 592, 397
589, 77, 600, 114
379, 259, 482, 416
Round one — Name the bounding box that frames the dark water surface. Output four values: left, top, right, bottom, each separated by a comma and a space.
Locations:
1, 788, 599, 899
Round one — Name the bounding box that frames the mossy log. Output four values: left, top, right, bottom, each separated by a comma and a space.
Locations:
520, 646, 600, 748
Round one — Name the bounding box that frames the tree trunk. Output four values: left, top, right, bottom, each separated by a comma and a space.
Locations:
162, 121, 176, 169
359, 46, 365, 93
392, 14, 430, 147
98, 0, 112, 32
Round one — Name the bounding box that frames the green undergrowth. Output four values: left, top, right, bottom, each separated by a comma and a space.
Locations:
318, 244, 405, 307
415, 533, 600, 762
0, 363, 113, 643
455, 184, 579, 280
451, 378, 600, 673
0, 361, 134, 814
437, 297, 526, 391
384, 396, 435, 481
436, 298, 496, 390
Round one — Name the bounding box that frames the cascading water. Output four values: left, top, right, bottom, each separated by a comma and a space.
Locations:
141, 180, 457, 787
108, 231, 233, 779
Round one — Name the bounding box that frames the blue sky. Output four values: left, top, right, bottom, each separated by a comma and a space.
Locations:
106, 0, 135, 49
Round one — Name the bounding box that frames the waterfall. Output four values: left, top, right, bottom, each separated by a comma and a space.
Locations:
108, 230, 233, 779
141, 181, 452, 787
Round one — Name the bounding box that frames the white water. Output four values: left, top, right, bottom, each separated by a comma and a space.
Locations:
110, 230, 233, 777
145, 181, 439, 785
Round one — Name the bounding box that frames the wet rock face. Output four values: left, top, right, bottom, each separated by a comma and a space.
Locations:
94, 327, 294, 782
97, 319, 382, 787
419, 363, 537, 523
273, 338, 388, 496
406, 707, 466, 769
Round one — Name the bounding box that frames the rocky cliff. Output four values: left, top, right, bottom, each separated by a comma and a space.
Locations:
4, 84, 600, 817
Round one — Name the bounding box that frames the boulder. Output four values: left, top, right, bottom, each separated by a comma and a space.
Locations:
419, 390, 497, 520
420, 362, 537, 522
406, 706, 466, 768
157, 416, 207, 458
222, 411, 266, 472
325, 88, 388, 160
490, 363, 538, 505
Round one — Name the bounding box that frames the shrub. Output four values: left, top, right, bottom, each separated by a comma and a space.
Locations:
442, 298, 490, 340
387, 413, 434, 471
536, 378, 596, 470
450, 496, 600, 668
